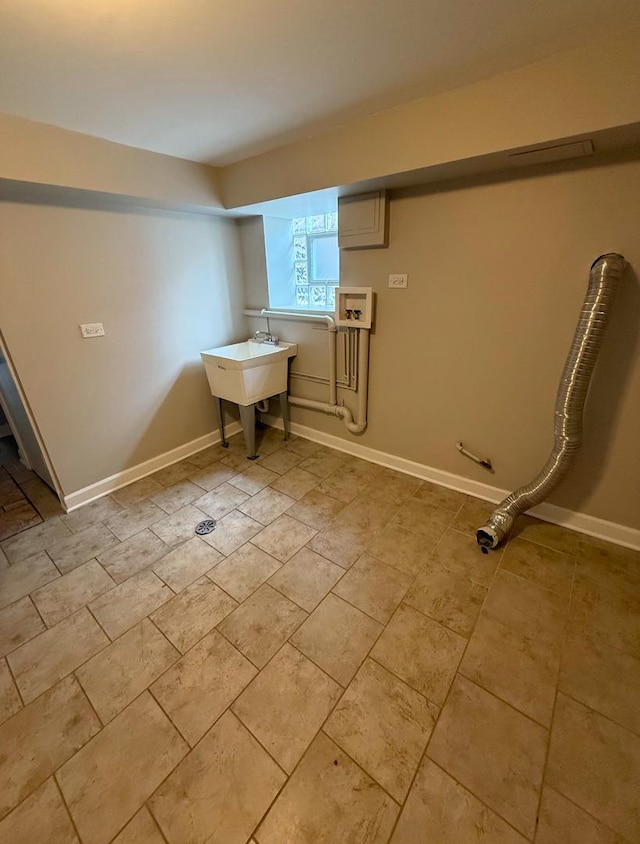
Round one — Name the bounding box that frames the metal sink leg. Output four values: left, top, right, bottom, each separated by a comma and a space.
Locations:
239, 403, 258, 459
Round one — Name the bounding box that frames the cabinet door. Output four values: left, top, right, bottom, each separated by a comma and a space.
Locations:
338, 191, 389, 249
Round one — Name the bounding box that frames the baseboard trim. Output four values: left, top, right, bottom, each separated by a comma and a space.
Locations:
263, 414, 640, 552
63, 422, 243, 512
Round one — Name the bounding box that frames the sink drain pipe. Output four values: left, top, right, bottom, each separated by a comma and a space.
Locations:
477, 253, 626, 550
289, 327, 370, 433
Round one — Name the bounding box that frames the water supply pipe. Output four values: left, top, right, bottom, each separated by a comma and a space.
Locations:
477, 253, 626, 550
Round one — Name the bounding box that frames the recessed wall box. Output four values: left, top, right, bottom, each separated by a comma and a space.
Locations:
335, 287, 374, 328
338, 191, 389, 249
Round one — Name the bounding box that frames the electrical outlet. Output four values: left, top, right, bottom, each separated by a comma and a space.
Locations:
388, 273, 408, 288
80, 323, 105, 338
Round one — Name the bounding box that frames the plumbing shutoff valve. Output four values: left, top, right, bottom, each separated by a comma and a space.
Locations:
335, 287, 373, 328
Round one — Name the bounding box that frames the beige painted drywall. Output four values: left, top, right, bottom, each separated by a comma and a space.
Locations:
0, 113, 223, 210
222, 28, 640, 208
244, 155, 640, 530
0, 196, 247, 494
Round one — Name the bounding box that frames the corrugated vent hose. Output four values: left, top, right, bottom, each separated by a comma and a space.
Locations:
477, 253, 627, 551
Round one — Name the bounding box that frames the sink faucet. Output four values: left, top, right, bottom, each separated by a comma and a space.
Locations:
253, 330, 279, 346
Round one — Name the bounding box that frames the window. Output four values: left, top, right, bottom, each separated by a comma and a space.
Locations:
264, 210, 339, 311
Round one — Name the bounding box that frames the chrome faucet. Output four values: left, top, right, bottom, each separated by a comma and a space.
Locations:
253, 329, 279, 346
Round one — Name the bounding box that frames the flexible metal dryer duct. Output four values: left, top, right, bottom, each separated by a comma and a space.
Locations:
477, 253, 626, 550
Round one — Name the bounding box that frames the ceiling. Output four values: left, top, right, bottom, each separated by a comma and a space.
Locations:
2, 1, 640, 167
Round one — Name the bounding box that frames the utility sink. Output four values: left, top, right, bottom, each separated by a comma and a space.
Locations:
200, 340, 297, 406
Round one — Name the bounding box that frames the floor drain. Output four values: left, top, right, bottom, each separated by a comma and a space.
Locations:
195, 519, 216, 536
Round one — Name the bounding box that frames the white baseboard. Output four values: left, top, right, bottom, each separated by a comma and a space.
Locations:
264, 414, 640, 552
63, 422, 243, 512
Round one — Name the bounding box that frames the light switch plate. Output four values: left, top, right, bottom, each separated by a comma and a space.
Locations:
388, 274, 408, 288
80, 323, 105, 338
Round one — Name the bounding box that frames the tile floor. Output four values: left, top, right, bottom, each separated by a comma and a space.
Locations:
0, 427, 638, 843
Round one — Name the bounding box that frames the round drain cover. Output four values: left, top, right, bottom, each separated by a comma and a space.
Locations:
195, 519, 216, 536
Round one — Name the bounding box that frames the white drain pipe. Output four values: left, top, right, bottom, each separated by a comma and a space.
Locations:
245, 308, 370, 433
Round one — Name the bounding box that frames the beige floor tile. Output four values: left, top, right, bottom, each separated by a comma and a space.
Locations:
89, 569, 172, 639
111, 476, 163, 507
460, 570, 567, 726
0, 675, 100, 820
0, 658, 21, 724
239, 486, 296, 525
209, 542, 281, 601
501, 537, 575, 598
151, 576, 237, 653
257, 731, 398, 844
62, 496, 123, 534
22, 478, 63, 519
367, 467, 422, 502
150, 710, 285, 844
228, 464, 279, 495
576, 537, 640, 597
74, 527, 121, 576
332, 552, 413, 623
291, 593, 382, 686
0, 518, 71, 564
77, 618, 179, 724
260, 448, 304, 475
308, 520, 370, 569
31, 560, 115, 627
432, 527, 501, 585
106, 500, 165, 542
152, 536, 222, 592
0, 552, 60, 610
189, 443, 229, 468
189, 461, 237, 491
194, 483, 250, 522
391, 758, 527, 844
57, 692, 187, 844
570, 572, 640, 657
298, 449, 349, 479
390, 498, 455, 543
271, 466, 320, 500
428, 676, 547, 839
201, 509, 262, 555
251, 514, 317, 562
511, 515, 581, 555
8, 608, 108, 703
325, 659, 436, 801
151, 629, 256, 746
268, 546, 344, 611
0, 499, 40, 542
149, 479, 203, 515
219, 584, 307, 669
282, 437, 323, 458
316, 466, 368, 504
0, 778, 79, 844
149, 504, 209, 547
451, 495, 496, 538
405, 564, 486, 637
536, 786, 625, 844
151, 459, 199, 487
368, 523, 431, 576
413, 480, 467, 513
112, 806, 165, 844
333, 493, 396, 534
0, 595, 45, 656
287, 489, 345, 530
547, 693, 640, 841
372, 603, 465, 704
234, 643, 341, 772
560, 628, 640, 735
221, 451, 256, 471
47, 523, 119, 574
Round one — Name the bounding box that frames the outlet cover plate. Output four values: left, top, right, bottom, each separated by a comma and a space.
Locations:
388, 274, 408, 288
80, 323, 105, 338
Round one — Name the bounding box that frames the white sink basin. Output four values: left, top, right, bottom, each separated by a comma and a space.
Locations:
201, 340, 297, 405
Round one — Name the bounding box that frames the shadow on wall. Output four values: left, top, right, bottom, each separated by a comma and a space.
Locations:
122, 360, 241, 473
551, 262, 640, 513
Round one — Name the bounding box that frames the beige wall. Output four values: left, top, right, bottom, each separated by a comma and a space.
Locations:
0, 113, 222, 210
222, 28, 640, 208
245, 156, 640, 530
0, 196, 246, 494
